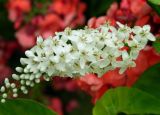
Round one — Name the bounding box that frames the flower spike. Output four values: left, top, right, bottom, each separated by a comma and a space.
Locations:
0, 22, 155, 102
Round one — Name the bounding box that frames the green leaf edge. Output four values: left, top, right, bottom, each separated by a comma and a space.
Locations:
147, 0, 160, 15
93, 87, 160, 115
0, 98, 57, 115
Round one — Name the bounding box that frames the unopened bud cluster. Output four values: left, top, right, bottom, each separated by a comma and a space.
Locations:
0, 22, 155, 102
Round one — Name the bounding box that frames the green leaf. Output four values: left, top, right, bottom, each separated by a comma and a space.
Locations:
133, 63, 160, 99
148, 0, 160, 5
0, 99, 57, 115
93, 63, 160, 115
68, 92, 93, 115
147, 0, 160, 15
153, 38, 160, 53
0, 2, 15, 40
93, 87, 160, 115
84, 0, 115, 18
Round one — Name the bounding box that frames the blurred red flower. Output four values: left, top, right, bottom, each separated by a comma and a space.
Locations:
88, 16, 116, 28
53, 77, 78, 92
48, 98, 63, 115
7, 0, 31, 29
7, 0, 86, 48
106, 0, 160, 29
66, 99, 79, 112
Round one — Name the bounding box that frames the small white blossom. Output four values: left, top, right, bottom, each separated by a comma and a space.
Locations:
117, 22, 132, 40
133, 25, 155, 41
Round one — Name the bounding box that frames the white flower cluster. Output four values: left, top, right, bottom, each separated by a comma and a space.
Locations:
0, 22, 155, 103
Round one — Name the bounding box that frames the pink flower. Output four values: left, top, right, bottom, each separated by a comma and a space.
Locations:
16, 25, 36, 48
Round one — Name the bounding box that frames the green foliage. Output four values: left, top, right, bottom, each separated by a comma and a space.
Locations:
0, 99, 56, 115
0, 1, 15, 40
153, 38, 160, 53
84, 0, 115, 19
147, 0, 160, 15
148, 0, 160, 5
93, 87, 160, 115
69, 92, 93, 115
93, 63, 160, 115
133, 63, 160, 99
25, 0, 51, 22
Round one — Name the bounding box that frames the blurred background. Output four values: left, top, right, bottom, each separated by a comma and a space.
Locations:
0, 0, 160, 115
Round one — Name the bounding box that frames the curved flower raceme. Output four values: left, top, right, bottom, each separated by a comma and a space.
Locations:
0, 22, 155, 103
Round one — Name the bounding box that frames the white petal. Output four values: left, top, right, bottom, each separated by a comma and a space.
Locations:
37, 36, 43, 45
116, 22, 124, 28
143, 25, 151, 32
122, 51, 129, 60
132, 26, 142, 34
147, 33, 155, 41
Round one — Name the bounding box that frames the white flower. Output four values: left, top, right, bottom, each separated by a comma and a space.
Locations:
0, 22, 155, 102
133, 25, 155, 41
130, 48, 140, 59
117, 22, 131, 40
37, 36, 43, 45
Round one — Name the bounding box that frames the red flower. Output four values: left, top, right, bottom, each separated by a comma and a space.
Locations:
7, 0, 31, 28
7, 0, 86, 48
88, 16, 116, 28
16, 25, 36, 48
48, 98, 63, 115
66, 99, 79, 112
53, 77, 78, 92
153, 13, 160, 24
0, 39, 18, 64
102, 69, 126, 87
37, 14, 64, 38
49, 0, 86, 28
76, 74, 103, 96
106, 0, 160, 31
